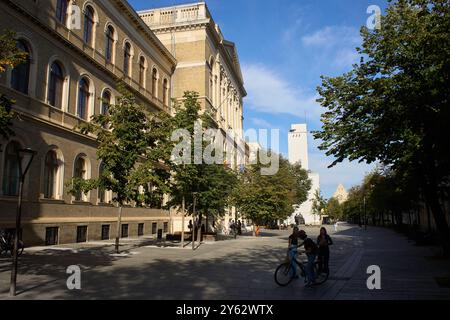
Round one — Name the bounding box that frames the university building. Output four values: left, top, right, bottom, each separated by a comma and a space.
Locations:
138, 2, 248, 233
0, 0, 177, 245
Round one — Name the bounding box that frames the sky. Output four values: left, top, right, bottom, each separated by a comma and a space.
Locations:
129, 0, 389, 198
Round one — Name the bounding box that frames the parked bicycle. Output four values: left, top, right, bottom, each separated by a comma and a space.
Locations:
274, 245, 329, 287
0, 229, 24, 258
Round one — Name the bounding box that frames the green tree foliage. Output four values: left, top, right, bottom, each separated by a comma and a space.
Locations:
342, 167, 423, 227
0, 30, 28, 143
326, 197, 343, 221
313, 0, 450, 254
312, 189, 327, 222
69, 85, 173, 252
166, 91, 238, 228
233, 155, 311, 228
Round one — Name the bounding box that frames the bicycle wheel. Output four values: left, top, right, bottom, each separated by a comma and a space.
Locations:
274, 262, 295, 287
314, 262, 329, 285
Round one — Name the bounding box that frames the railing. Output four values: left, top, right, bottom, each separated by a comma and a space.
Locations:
140, 3, 207, 27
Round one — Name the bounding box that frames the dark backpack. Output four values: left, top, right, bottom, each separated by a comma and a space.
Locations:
304, 238, 318, 255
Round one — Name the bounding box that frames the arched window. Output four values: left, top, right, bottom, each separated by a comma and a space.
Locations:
11, 40, 30, 94
43, 150, 60, 199
2, 141, 22, 196
73, 156, 87, 201
56, 0, 69, 25
139, 56, 146, 87
163, 78, 169, 106
77, 78, 90, 120
123, 42, 131, 76
48, 61, 64, 109
83, 6, 95, 46
101, 90, 111, 115
152, 68, 158, 97
105, 25, 115, 63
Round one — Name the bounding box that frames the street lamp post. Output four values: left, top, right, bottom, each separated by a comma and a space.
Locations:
10, 148, 36, 296
181, 196, 185, 248
192, 192, 197, 251
364, 195, 367, 231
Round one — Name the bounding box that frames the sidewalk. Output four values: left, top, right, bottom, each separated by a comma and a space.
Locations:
1, 224, 449, 300
324, 226, 450, 300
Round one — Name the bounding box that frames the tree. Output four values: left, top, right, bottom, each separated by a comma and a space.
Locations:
233, 154, 311, 233
0, 30, 28, 147
312, 189, 327, 224
313, 0, 450, 255
69, 84, 172, 253
327, 198, 343, 221
166, 91, 238, 244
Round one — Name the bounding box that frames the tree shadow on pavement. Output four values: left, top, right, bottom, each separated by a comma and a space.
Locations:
7, 243, 331, 300
0, 247, 121, 297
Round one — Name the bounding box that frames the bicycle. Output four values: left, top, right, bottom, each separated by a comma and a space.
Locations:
0, 230, 24, 258
274, 245, 329, 287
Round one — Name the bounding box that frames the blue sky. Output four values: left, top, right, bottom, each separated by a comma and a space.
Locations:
129, 0, 388, 198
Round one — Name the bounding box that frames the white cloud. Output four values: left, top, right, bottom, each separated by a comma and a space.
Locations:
334, 48, 360, 68
282, 17, 304, 44
300, 26, 362, 71
302, 26, 360, 47
242, 64, 323, 121
250, 117, 275, 129
309, 151, 375, 199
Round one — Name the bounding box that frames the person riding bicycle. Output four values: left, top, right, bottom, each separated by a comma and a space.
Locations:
288, 227, 301, 278
288, 227, 300, 255
298, 230, 318, 287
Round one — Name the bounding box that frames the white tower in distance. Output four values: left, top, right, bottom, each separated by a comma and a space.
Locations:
287, 124, 321, 226
288, 124, 309, 170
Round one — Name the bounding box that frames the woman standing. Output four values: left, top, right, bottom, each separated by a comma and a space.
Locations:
317, 227, 333, 274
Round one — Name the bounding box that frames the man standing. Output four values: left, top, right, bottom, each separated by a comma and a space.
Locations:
298, 230, 318, 287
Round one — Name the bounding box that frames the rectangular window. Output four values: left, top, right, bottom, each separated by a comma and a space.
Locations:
163, 222, 168, 233
45, 227, 59, 246
101, 225, 110, 240
151, 223, 157, 235
138, 223, 144, 237
76, 226, 87, 243
121, 224, 129, 238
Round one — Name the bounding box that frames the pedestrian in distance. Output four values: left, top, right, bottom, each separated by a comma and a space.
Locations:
188, 220, 193, 238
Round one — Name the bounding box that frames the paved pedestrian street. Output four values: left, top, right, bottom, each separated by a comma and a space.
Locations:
1, 224, 450, 300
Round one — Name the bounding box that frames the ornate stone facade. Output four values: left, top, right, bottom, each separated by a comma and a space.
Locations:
0, 0, 176, 245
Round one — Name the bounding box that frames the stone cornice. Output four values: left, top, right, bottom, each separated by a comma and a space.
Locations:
111, 0, 177, 67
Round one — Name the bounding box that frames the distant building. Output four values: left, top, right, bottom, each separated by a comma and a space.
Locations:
286, 124, 321, 226
333, 184, 348, 204
247, 142, 262, 164
288, 124, 309, 170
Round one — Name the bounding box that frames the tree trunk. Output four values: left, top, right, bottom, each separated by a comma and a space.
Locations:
420, 152, 450, 256
422, 182, 450, 256
115, 206, 123, 254
197, 212, 203, 245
